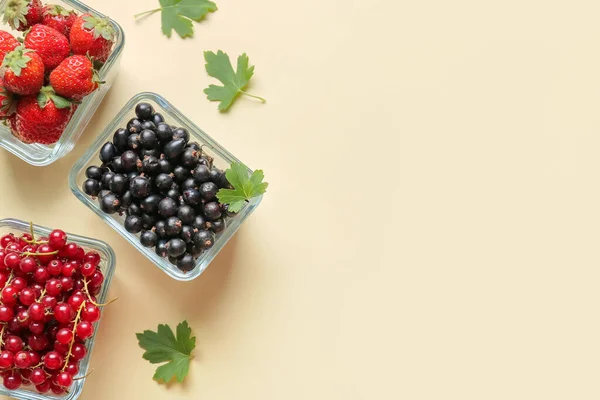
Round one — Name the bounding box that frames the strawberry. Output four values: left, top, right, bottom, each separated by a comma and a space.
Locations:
0, 31, 19, 63
49, 55, 101, 100
2, 0, 43, 31
11, 86, 73, 144
70, 14, 115, 63
24, 24, 70, 71
0, 78, 15, 117
41, 4, 77, 37
1, 45, 44, 95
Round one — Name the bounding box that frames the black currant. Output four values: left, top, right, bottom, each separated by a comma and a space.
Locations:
99, 192, 120, 214
154, 220, 167, 238
110, 156, 124, 173
172, 127, 189, 143
139, 129, 158, 149
127, 203, 142, 216
165, 217, 183, 237
187, 142, 201, 151
207, 218, 226, 234
191, 215, 207, 230
199, 181, 218, 201
127, 133, 141, 150
152, 113, 164, 125
158, 158, 173, 173
191, 165, 210, 183
158, 197, 178, 218
164, 138, 186, 159
109, 174, 128, 195
85, 166, 105, 180
141, 120, 156, 131
141, 213, 158, 230
140, 194, 162, 215
121, 151, 139, 171
141, 148, 162, 158
187, 242, 203, 258
183, 189, 202, 206
101, 171, 115, 189
155, 239, 168, 257
173, 166, 189, 182
165, 188, 180, 200
141, 156, 161, 176
193, 230, 215, 250
177, 205, 195, 224
166, 238, 186, 258
83, 179, 101, 196
130, 176, 151, 198
181, 177, 198, 191
127, 118, 143, 133
113, 128, 129, 152
99, 142, 116, 163
120, 190, 133, 209
180, 148, 199, 169
156, 123, 172, 143
203, 202, 222, 220
135, 102, 154, 120
140, 230, 158, 248
180, 226, 194, 243
124, 215, 143, 233
177, 253, 195, 271
155, 173, 174, 192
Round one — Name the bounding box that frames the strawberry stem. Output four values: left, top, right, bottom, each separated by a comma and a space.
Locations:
134, 8, 161, 19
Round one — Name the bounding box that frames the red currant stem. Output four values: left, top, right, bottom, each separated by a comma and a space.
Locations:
21, 250, 59, 257
72, 369, 94, 381
0, 324, 5, 349
29, 221, 35, 242
36, 288, 46, 302
22, 238, 49, 245
61, 302, 84, 372
82, 278, 118, 307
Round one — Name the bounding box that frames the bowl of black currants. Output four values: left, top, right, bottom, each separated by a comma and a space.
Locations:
68, 92, 263, 281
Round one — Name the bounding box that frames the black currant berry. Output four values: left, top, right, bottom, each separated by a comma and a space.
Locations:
140, 194, 162, 215
109, 174, 128, 195
99, 142, 116, 163
110, 156, 124, 173
172, 127, 189, 143
166, 238, 187, 258
124, 215, 143, 233
141, 213, 158, 230
120, 191, 133, 209
139, 129, 158, 149
130, 176, 151, 198
141, 121, 156, 131
158, 158, 173, 173
177, 253, 195, 271
165, 217, 183, 237
207, 218, 226, 234
192, 165, 210, 183
140, 230, 158, 248
154, 220, 167, 238
165, 188, 180, 200
155, 173, 174, 191
83, 179, 101, 196
113, 128, 129, 152
187, 243, 203, 258
127, 203, 142, 216
173, 166, 189, 182
101, 171, 115, 189
155, 239, 168, 257
121, 151, 139, 171
158, 197, 178, 218
85, 166, 105, 180
181, 177, 198, 191
141, 156, 161, 176
152, 113, 164, 125
127, 118, 143, 133
99, 192, 120, 214
193, 230, 215, 250
183, 189, 202, 206
156, 123, 172, 143
199, 182, 218, 201
191, 215, 207, 230
164, 138, 186, 159
203, 202, 222, 220
180, 226, 194, 243
187, 142, 201, 151
180, 148, 199, 169
127, 134, 141, 150
141, 148, 162, 158
135, 102, 154, 120
177, 205, 195, 224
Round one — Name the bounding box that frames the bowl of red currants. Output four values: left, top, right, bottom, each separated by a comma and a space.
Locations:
0, 218, 116, 399
69, 92, 263, 281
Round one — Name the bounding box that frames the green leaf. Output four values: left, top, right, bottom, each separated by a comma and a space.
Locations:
136, 0, 217, 39
203, 50, 266, 111
136, 320, 196, 384
216, 162, 268, 212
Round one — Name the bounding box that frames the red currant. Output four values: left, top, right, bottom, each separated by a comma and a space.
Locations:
0, 304, 14, 322
28, 303, 45, 322
60, 276, 73, 291
31, 283, 43, 296
82, 303, 100, 323
18, 256, 37, 273
19, 287, 36, 306
90, 270, 104, 287
1, 285, 18, 305
28, 334, 49, 351
43, 351, 63, 370
36, 244, 56, 264
14, 350, 32, 368
30, 368, 46, 385
83, 251, 100, 266
5, 335, 23, 353
56, 328, 73, 345
0, 234, 14, 248
3, 371, 21, 390
73, 278, 85, 291
16, 310, 29, 328
0, 272, 7, 287
33, 266, 50, 283
61, 261, 77, 277
4, 242, 22, 253
48, 229, 67, 250
54, 303, 74, 324
0, 351, 13, 369
63, 243, 78, 259
45, 279, 63, 296
80, 262, 96, 277
42, 295, 58, 310
28, 321, 45, 335
7, 316, 20, 333
28, 350, 41, 365
35, 379, 51, 393
51, 383, 66, 394
76, 320, 94, 339
70, 343, 86, 360
47, 259, 63, 276
55, 371, 73, 388
68, 293, 85, 309
65, 361, 79, 376
4, 253, 21, 269
11, 277, 26, 291
53, 340, 70, 355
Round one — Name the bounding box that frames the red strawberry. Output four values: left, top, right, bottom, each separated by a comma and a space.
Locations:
0, 31, 19, 63
0, 78, 15, 117
70, 14, 115, 63
49, 55, 101, 100
2, 0, 43, 31
24, 24, 70, 71
41, 4, 77, 36
1, 45, 44, 95
11, 86, 73, 144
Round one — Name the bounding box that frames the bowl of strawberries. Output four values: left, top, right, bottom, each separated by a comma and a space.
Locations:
0, 0, 124, 166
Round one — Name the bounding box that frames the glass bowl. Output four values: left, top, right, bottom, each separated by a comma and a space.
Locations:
69, 92, 262, 281
0, 218, 116, 400
0, 0, 125, 166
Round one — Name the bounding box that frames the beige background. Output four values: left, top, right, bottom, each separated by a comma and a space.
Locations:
2, 0, 600, 398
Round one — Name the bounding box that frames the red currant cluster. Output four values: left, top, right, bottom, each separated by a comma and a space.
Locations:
0, 227, 111, 395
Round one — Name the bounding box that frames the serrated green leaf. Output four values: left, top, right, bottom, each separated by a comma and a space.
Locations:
140, 0, 217, 39
203, 51, 265, 111
216, 162, 268, 211
136, 320, 196, 384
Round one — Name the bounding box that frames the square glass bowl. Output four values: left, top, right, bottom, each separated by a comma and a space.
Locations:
0, 218, 116, 400
69, 92, 262, 281
0, 0, 125, 166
